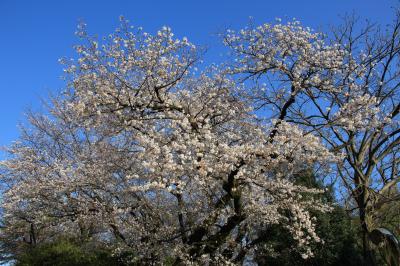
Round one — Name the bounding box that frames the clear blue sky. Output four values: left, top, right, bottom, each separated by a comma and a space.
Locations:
0, 0, 398, 156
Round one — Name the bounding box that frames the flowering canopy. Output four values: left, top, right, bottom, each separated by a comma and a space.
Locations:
2, 16, 397, 265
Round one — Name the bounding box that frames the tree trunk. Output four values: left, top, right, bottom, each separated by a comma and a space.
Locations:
359, 204, 376, 266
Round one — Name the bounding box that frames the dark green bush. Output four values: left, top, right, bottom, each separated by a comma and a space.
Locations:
15, 239, 121, 266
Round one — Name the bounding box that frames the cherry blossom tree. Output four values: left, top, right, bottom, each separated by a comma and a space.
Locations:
2, 14, 398, 265
0, 17, 339, 264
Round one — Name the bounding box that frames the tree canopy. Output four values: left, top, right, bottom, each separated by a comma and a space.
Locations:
1, 13, 399, 265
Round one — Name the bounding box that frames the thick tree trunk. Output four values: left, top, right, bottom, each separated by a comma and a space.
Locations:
359, 203, 376, 266
361, 225, 376, 266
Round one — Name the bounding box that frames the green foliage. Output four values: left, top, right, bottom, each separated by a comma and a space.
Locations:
309, 206, 363, 265
15, 239, 122, 266
253, 205, 363, 266
253, 172, 364, 265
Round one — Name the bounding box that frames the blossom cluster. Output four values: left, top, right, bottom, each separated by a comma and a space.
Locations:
334, 94, 391, 131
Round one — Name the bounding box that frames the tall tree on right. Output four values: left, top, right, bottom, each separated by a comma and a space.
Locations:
225, 12, 400, 265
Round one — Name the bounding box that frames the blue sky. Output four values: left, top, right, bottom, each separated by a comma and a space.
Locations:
0, 0, 398, 156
